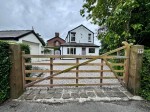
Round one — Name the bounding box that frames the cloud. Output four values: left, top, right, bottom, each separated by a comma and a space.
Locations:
0, 0, 100, 45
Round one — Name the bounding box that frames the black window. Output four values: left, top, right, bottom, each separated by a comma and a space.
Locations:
67, 48, 76, 54
71, 33, 75, 42
74, 48, 76, 54
88, 34, 91, 42
67, 48, 69, 54
89, 48, 95, 53
70, 48, 74, 54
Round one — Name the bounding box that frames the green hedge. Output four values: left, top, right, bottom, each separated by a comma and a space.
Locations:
140, 50, 150, 100
0, 41, 11, 103
0, 42, 31, 103
19, 44, 32, 82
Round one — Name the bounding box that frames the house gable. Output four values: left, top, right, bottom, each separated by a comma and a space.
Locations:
18, 33, 43, 45
47, 33, 66, 47
0, 30, 45, 46
47, 37, 65, 47
65, 25, 94, 43
69, 24, 94, 34
17, 31, 45, 46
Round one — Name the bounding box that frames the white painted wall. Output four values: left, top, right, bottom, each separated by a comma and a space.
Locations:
61, 46, 99, 56
66, 25, 94, 43
18, 33, 42, 56
86, 47, 99, 56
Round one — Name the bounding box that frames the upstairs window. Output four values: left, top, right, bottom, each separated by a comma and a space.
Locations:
88, 34, 92, 42
55, 41, 60, 46
71, 33, 76, 42
67, 48, 76, 54
89, 48, 95, 53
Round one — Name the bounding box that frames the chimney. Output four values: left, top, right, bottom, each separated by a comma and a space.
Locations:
55, 32, 59, 37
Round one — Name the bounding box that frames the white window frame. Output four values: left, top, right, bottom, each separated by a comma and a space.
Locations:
88, 34, 92, 42
71, 33, 76, 42
67, 47, 76, 55
89, 48, 95, 53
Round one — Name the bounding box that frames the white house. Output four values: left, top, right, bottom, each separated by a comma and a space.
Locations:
0, 30, 45, 61
60, 25, 99, 56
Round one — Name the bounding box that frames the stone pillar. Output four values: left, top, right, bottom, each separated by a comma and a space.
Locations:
127, 45, 144, 95
9, 44, 24, 99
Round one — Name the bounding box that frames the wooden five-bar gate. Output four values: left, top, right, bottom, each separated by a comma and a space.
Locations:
22, 41, 131, 88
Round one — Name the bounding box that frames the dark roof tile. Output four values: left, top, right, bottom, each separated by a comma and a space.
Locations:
0, 30, 31, 38
61, 43, 99, 47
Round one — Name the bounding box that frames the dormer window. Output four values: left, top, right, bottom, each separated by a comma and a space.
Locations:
88, 34, 91, 42
71, 32, 76, 42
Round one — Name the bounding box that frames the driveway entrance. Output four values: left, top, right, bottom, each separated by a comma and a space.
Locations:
17, 86, 135, 103
18, 41, 141, 103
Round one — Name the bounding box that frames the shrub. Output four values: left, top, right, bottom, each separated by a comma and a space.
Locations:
19, 44, 32, 82
0, 41, 11, 103
139, 50, 150, 100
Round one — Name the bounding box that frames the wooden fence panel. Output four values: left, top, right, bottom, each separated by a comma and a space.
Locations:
22, 41, 131, 88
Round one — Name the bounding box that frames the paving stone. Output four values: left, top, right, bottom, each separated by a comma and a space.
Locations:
102, 87, 113, 92
69, 89, 79, 93
55, 89, 63, 93
87, 92, 96, 98
106, 92, 126, 97
24, 90, 33, 95
119, 87, 128, 91
63, 89, 71, 94
31, 89, 41, 94
124, 91, 134, 97
47, 89, 56, 94
40, 89, 48, 94
25, 94, 35, 100
53, 93, 62, 99
19, 94, 28, 100
94, 88, 103, 93
95, 92, 106, 97
35, 94, 46, 99
62, 93, 71, 99
78, 89, 85, 93
71, 93, 80, 99
80, 92, 88, 98
84, 87, 95, 91
45, 94, 54, 99
111, 88, 120, 92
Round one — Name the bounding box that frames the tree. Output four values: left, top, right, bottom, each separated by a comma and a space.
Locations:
81, 0, 150, 51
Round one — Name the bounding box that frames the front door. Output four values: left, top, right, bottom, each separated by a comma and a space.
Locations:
82, 47, 86, 55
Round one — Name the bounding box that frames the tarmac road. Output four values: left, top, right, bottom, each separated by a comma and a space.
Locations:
0, 100, 150, 112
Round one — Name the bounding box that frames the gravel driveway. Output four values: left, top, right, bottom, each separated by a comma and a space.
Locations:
30, 59, 121, 88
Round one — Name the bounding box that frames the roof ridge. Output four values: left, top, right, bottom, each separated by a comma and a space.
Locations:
69, 24, 94, 34
0, 30, 32, 32
47, 36, 65, 42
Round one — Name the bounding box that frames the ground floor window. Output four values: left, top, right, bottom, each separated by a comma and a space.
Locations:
89, 48, 95, 53
67, 48, 76, 54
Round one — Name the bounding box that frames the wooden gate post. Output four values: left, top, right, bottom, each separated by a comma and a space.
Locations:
76, 58, 79, 87
50, 58, 53, 88
127, 45, 144, 95
100, 59, 103, 87
9, 44, 23, 99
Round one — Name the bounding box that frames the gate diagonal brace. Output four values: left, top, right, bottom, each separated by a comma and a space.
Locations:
104, 59, 125, 87
25, 42, 129, 88
25, 57, 99, 87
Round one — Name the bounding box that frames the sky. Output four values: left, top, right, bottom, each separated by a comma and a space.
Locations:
0, 0, 100, 45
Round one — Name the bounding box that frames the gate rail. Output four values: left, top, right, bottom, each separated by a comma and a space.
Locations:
22, 41, 131, 88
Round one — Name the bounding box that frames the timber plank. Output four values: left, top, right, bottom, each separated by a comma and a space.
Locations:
25, 70, 112, 73
30, 83, 120, 87
25, 76, 119, 81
